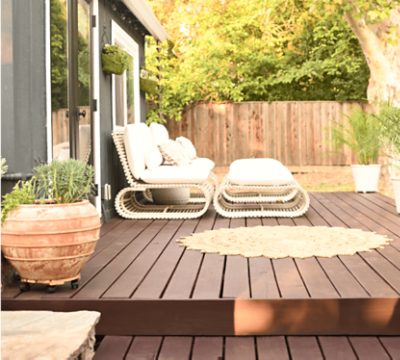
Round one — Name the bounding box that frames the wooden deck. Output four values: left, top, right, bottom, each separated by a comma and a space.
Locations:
94, 335, 400, 360
3, 192, 400, 336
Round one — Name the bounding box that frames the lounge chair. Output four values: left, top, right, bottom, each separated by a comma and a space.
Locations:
112, 123, 215, 220
213, 158, 310, 218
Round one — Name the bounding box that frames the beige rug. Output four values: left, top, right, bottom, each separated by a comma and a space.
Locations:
177, 226, 391, 259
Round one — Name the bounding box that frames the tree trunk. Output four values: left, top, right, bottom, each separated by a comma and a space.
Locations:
345, 7, 400, 106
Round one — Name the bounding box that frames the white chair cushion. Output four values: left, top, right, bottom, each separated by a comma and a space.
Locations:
228, 158, 295, 186
191, 157, 215, 172
176, 136, 197, 160
159, 139, 191, 166
124, 123, 152, 179
149, 123, 169, 145
141, 164, 211, 184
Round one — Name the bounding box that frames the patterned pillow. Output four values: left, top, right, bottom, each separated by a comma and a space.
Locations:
176, 136, 197, 160
159, 139, 191, 166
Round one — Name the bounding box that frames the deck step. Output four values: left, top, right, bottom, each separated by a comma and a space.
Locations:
94, 335, 400, 359
3, 297, 399, 336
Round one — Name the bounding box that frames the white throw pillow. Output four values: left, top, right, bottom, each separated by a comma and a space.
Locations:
124, 123, 152, 179
145, 146, 163, 170
176, 136, 197, 160
149, 123, 169, 145
159, 139, 191, 166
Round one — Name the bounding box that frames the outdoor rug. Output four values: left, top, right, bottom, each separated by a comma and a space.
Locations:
177, 226, 392, 259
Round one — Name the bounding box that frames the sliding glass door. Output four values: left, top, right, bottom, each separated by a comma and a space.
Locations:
51, 0, 92, 163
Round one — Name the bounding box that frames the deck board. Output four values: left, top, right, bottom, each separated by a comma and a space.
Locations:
3, 192, 400, 336
349, 336, 391, 359
163, 212, 216, 299
225, 337, 256, 360
379, 336, 400, 358
125, 336, 162, 360
318, 336, 356, 359
191, 337, 223, 360
94, 336, 131, 360
103, 220, 180, 298
95, 336, 400, 359
132, 219, 199, 299
76, 220, 164, 299
158, 337, 193, 360
286, 336, 323, 359
256, 336, 289, 359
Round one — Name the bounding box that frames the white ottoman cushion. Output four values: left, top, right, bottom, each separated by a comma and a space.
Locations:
228, 158, 295, 185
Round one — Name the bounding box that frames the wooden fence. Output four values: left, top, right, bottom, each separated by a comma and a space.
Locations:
52, 106, 91, 146
167, 101, 369, 166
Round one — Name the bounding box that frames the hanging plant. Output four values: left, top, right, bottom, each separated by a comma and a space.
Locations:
101, 44, 130, 75
140, 69, 158, 95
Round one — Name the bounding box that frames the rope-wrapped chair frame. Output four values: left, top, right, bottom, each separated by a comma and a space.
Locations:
213, 176, 310, 218
112, 130, 215, 220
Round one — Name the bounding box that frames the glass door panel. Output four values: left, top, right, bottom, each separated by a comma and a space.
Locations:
77, 0, 91, 163
51, 0, 70, 160
51, 0, 92, 163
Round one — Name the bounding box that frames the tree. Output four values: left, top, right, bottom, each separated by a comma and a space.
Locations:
342, 2, 400, 105
146, 0, 371, 121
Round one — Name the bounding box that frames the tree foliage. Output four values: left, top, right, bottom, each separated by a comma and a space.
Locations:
145, 0, 370, 122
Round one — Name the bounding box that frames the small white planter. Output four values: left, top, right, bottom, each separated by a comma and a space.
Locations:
391, 177, 400, 214
351, 164, 381, 193
151, 188, 190, 205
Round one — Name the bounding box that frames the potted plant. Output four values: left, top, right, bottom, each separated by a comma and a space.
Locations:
140, 69, 158, 95
332, 107, 382, 193
1, 160, 101, 292
378, 104, 400, 213
101, 44, 130, 75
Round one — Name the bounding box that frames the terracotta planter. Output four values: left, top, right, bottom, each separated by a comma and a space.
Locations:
351, 164, 381, 193
1, 200, 101, 288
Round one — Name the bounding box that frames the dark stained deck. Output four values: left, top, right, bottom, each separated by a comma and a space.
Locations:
3, 192, 400, 336
94, 335, 400, 360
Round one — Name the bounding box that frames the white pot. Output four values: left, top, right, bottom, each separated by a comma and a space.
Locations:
391, 177, 400, 214
151, 188, 190, 205
351, 164, 381, 193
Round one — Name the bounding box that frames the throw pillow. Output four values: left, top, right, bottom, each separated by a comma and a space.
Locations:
149, 123, 169, 145
145, 146, 163, 170
159, 139, 191, 166
176, 136, 197, 160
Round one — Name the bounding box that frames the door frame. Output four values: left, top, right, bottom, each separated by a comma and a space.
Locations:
45, 0, 102, 215
111, 20, 141, 129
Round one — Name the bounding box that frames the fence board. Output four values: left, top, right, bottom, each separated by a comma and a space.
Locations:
170, 101, 366, 166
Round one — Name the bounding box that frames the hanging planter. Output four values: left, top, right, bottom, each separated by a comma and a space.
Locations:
140, 77, 158, 95
101, 44, 130, 75
139, 69, 158, 95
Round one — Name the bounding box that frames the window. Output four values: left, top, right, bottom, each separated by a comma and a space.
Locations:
111, 21, 140, 129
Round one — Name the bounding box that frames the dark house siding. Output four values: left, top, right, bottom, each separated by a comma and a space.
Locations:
1, 0, 47, 194
1, 0, 150, 220
98, 0, 148, 219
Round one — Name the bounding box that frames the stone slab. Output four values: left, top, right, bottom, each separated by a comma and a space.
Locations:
2, 310, 101, 360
